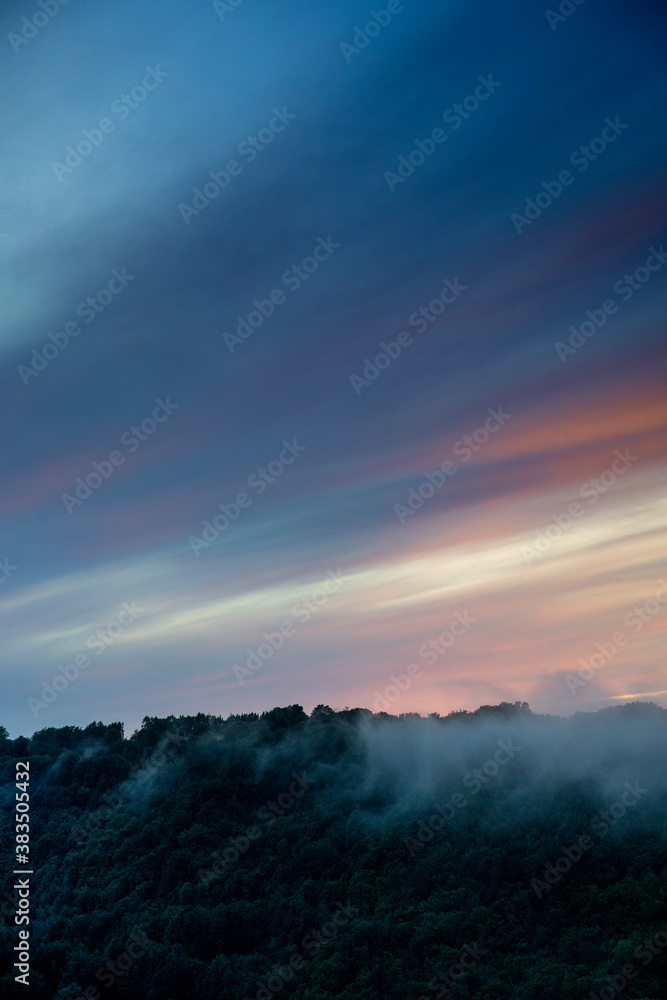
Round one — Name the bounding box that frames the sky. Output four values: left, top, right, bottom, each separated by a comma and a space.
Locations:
1, 0, 666, 737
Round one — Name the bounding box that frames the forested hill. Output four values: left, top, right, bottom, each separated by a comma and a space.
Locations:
1, 702, 666, 999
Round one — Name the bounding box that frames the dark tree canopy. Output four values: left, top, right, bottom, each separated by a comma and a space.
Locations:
1, 703, 666, 999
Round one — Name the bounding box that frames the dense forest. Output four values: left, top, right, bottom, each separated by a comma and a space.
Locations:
1, 701, 666, 999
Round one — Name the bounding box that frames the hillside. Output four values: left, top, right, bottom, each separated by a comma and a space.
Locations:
1, 702, 666, 999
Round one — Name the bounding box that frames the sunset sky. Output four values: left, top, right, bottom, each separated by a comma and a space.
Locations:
1, 0, 666, 736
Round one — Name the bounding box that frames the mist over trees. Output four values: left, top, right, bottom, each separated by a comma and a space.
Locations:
1, 702, 666, 999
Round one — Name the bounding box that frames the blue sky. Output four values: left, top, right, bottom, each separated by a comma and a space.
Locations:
1, 0, 666, 736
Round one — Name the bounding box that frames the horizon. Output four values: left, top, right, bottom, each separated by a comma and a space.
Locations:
5, 697, 665, 742
2, 0, 666, 740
